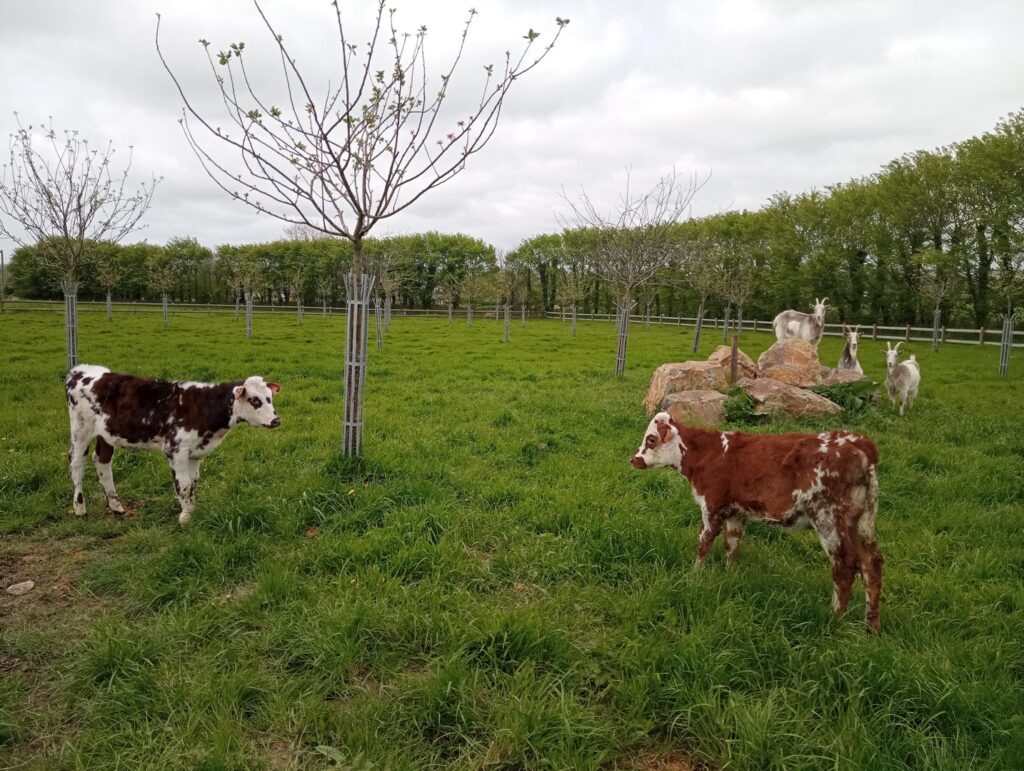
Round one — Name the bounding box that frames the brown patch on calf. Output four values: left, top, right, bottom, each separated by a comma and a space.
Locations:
94, 437, 114, 464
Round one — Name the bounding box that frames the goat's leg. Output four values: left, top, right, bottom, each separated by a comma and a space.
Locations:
723, 516, 746, 565
93, 437, 125, 513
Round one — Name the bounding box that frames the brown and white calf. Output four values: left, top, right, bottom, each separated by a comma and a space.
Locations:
66, 365, 281, 525
631, 413, 884, 631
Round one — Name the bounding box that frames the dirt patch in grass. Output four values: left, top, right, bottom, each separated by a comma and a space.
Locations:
0, 531, 123, 764
616, 750, 699, 770
0, 532, 115, 633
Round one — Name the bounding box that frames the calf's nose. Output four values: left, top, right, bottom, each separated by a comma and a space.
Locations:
631, 455, 647, 469
269, 416, 281, 428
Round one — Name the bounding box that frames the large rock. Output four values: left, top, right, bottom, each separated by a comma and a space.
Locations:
757, 339, 823, 387
736, 376, 841, 418
820, 367, 869, 386
707, 345, 757, 380
661, 390, 728, 426
644, 361, 729, 414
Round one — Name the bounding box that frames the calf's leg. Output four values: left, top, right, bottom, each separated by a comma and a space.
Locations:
168, 453, 196, 525
694, 509, 723, 568
859, 541, 884, 632
723, 516, 746, 565
68, 414, 94, 517
93, 437, 125, 513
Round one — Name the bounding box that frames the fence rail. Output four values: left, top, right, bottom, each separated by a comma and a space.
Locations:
0, 299, 549, 319
2, 300, 1020, 347
544, 311, 1024, 348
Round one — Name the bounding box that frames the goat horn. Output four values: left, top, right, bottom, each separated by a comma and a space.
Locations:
894, 341, 903, 353
820, 296, 828, 304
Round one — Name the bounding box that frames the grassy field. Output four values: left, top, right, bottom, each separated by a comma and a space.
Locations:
1, 310, 1022, 770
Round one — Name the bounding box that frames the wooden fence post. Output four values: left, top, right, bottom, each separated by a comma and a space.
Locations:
872, 323, 877, 340
979, 327, 986, 345
940, 325, 946, 344
905, 323, 911, 341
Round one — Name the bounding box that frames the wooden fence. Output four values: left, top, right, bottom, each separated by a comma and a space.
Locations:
1, 300, 1019, 347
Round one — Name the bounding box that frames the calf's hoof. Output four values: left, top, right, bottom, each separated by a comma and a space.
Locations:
73, 493, 86, 517
107, 497, 126, 514
178, 511, 193, 526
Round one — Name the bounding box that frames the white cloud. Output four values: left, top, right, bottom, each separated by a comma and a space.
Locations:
1, 0, 1022, 255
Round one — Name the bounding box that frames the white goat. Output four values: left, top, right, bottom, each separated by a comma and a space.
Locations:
838, 325, 863, 374
884, 342, 920, 416
774, 297, 828, 351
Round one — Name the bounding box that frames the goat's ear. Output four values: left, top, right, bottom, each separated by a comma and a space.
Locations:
233, 386, 246, 400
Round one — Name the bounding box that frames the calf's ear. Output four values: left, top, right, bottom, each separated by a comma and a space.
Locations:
267, 382, 281, 394
233, 386, 246, 400
655, 420, 673, 443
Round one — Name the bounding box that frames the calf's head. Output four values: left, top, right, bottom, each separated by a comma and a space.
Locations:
631, 412, 684, 470
232, 377, 281, 428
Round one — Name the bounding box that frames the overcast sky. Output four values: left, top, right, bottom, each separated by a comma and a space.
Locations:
1, 0, 1023, 256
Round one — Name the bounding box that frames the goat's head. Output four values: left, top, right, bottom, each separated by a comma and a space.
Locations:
631, 412, 684, 471
844, 324, 861, 350
884, 341, 903, 370
812, 297, 829, 319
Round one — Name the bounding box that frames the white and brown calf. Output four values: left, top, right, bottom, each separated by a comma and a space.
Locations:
66, 365, 281, 525
631, 413, 884, 631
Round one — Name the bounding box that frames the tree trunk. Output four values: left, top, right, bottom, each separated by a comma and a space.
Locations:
106, 290, 113, 322
467, 302, 473, 327
323, 296, 328, 318
521, 303, 525, 326
692, 296, 706, 354
245, 292, 253, 339
736, 305, 744, 339
572, 302, 577, 338
297, 296, 304, 325
162, 293, 170, 328
235, 295, 240, 320
63, 282, 79, 372
342, 271, 374, 457
932, 306, 941, 352
721, 303, 732, 343
448, 302, 453, 324
504, 303, 510, 343
374, 297, 383, 351
384, 297, 392, 331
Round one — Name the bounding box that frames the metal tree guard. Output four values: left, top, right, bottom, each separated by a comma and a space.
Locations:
692, 298, 707, 354
161, 294, 170, 328
106, 290, 113, 322
63, 280, 79, 371
571, 302, 577, 338
467, 302, 473, 327
999, 313, 1017, 378
297, 295, 304, 326
245, 292, 254, 339
384, 297, 392, 331
342, 273, 374, 457
931, 307, 942, 352
503, 303, 510, 343
721, 303, 732, 343
447, 302, 453, 324
614, 300, 636, 376
521, 303, 526, 326
374, 296, 383, 351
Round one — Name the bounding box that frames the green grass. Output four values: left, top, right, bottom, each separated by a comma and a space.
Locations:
1, 310, 1023, 770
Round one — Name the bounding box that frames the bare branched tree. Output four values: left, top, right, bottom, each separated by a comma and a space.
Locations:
0, 116, 158, 369
157, 2, 568, 456
560, 168, 703, 374
148, 248, 178, 329
674, 238, 726, 354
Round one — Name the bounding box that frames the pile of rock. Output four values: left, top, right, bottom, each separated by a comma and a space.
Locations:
645, 339, 871, 425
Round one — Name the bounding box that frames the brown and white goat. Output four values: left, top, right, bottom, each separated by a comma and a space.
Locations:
631, 413, 884, 631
